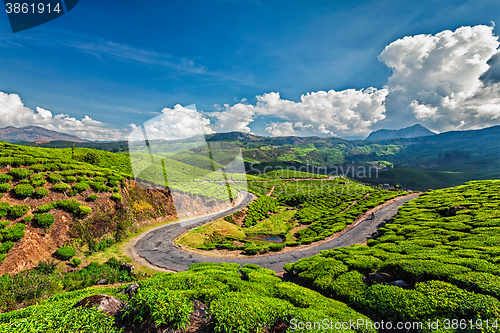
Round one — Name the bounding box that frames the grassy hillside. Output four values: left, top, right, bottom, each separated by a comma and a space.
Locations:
0, 167, 498, 331
0, 142, 175, 275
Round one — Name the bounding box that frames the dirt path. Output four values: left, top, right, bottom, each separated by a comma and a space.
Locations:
131, 192, 419, 272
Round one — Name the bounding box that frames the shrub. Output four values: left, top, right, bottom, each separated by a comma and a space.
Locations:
14, 184, 35, 197
0, 183, 11, 192
37, 202, 56, 212
74, 181, 90, 192
56, 199, 81, 213
86, 194, 98, 202
53, 183, 71, 192
244, 246, 260, 255
1, 223, 26, 241
70, 257, 82, 267
0, 202, 9, 218
36, 213, 55, 229
34, 187, 50, 197
47, 173, 64, 183
64, 176, 77, 183
36, 259, 57, 274
0, 174, 13, 183
78, 206, 92, 215
111, 193, 123, 202
31, 179, 47, 187
55, 246, 76, 260
269, 243, 285, 251
8, 204, 30, 217
129, 288, 193, 329
0, 241, 14, 254
10, 168, 34, 179
0, 220, 10, 228
23, 215, 33, 223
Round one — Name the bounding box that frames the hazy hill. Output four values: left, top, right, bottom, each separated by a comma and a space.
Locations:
365, 124, 436, 140
0, 125, 86, 143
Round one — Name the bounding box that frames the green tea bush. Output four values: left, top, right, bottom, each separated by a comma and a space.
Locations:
64, 176, 77, 183
0, 241, 14, 254
74, 181, 89, 192
0, 221, 10, 229
1, 223, 25, 241
78, 206, 92, 215
34, 187, 50, 197
127, 288, 193, 329
53, 183, 70, 192
37, 202, 56, 212
111, 193, 122, 202
13, 184, 34, 197
10, 168, 33, 179
30, 179, 47, 187
0, 203, 9, 218
47, 173, 63, 183
86, 194, 98, 202
36, 213, 55, 229
0, 183, 11, 192
8, 204, 29, 217
244, 196, 279, 227
23, 215, 33, 223
70, 257, 82, 267
0, 174, 13, 183
55, 246, 76, 260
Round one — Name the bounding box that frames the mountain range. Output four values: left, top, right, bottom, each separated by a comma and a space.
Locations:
0, 125, 86, 143
365, 124, 436, 140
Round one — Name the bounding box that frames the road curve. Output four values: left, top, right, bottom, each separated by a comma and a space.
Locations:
133, 193, 419, 272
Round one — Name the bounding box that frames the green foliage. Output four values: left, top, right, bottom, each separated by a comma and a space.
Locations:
244, 196, 279, 227
36, 213, 55, 229
0, 183, 11, 192
35, 259, 57, 275
10, 168, 33, 179
128, 289, 193, 329
36, 203, 56, 213
0, 241, 14, 254
0, 203, 9, 218
111, 193, 122, 202
78, 206, 92, 215
0, 174, 13, 183
23, 215, 33, 223
70, 257, 82, 267
52, 183, 71, 192
55, 246, 76, 260
74, 181, 90, 192
13, 184, 35, 197
34, 187, 50, 197
47, 173, 63, 183
86, 194, 98, 202
0, 223, 25, 241
8, 204, 29, 217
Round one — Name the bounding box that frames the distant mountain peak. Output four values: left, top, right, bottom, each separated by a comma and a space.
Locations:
365, 124, 436, 141
0, 125, 86, 143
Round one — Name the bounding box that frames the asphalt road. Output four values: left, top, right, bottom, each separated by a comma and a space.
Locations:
134, 193, 419, 272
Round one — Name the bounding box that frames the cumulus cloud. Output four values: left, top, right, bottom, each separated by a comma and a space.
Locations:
0, 91, 127, 141
212, 88, 388, 137
133, 104, 214, 141
380, 25, 500, 131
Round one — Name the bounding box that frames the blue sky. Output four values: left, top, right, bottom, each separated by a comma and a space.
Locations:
1, 0, 500, 140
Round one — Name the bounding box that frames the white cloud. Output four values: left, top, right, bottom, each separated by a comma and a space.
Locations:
139, 104, 214, 141
265, 122, 296, 136
212, 88, 388, 137
0, 92, 127, 141
380, 25, 500, 131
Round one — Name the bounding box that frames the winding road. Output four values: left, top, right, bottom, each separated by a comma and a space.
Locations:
131, 192, 419, 272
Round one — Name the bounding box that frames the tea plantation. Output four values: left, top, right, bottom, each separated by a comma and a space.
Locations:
179, 175, 405, 253
0, 263, 376, 333
284, 180, 500, 330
